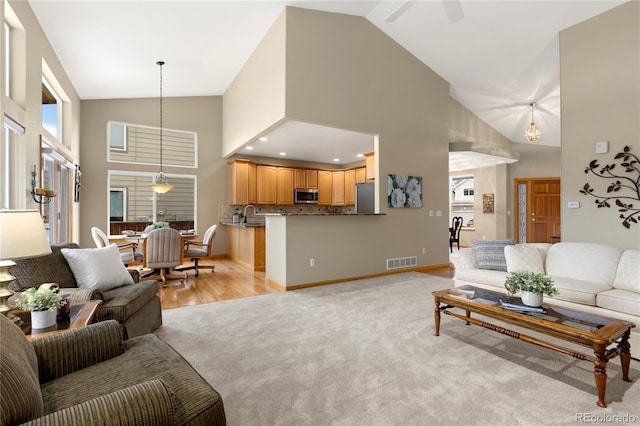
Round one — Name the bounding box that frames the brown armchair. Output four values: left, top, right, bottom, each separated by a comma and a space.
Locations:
0, 314, 226, 425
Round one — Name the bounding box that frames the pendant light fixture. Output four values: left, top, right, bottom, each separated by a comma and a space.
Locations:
524, 101, 541, 143
150, 60, 173, 194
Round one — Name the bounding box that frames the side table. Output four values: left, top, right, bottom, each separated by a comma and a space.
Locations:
8, 300, 102, 339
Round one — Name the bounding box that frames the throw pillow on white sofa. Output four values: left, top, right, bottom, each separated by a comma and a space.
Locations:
504, 245, 545, 274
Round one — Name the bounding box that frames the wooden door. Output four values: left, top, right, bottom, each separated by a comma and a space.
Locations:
514, 178, 561, 243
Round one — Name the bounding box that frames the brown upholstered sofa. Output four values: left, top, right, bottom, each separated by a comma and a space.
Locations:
8, 243, 161, 339
0, 314, 226, 425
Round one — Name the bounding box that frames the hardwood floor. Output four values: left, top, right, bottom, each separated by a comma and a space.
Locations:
155, 259, 454, 310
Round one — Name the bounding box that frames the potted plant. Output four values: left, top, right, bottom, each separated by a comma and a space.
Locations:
13, 287, 67, 329
504, 271, 559, 307
152, 221, 170, 229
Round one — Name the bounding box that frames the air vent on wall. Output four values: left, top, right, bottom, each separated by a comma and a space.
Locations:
386, 256, 417, 270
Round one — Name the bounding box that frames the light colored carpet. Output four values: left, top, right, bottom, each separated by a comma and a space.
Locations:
155, 272, 639, 426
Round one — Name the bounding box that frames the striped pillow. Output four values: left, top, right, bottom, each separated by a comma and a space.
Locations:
473, 239, 515, 272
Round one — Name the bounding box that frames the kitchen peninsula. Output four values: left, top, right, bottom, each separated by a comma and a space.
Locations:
223, 221, 266, 271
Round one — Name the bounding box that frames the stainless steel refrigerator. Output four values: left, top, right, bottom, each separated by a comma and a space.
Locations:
355, 183, 375, 214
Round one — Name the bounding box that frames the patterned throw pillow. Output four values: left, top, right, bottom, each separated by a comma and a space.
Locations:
504, 245, 545, 274
473, 239, 515, 271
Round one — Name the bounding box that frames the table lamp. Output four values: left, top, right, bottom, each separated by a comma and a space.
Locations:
0, 210, 52, 314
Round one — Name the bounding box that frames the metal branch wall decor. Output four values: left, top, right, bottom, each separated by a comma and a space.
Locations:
579, 145, 639, 229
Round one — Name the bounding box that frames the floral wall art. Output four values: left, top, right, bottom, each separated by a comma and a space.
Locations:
387, 174, 422, 208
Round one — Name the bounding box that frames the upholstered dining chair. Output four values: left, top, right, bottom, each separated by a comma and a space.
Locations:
140, 228, 187, 287
449, 216, 464, 253
175, 224, 217, 276
91, 226, 143, 267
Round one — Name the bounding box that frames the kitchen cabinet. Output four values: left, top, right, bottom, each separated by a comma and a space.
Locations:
317, 170, 332, 205
228, 160, 250, 205
294, 169, 318, 189
355, 167, 366, 184
256, 165, 277, 204
364, 152, 375, 181
344, 169, 356, 205
331, 171, 345, 206
248, 162, 257, 204
226, 224, 265, 271
277, 167, 294, 205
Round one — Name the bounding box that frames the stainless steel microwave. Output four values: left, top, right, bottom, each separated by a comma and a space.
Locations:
294, 188, 319, 204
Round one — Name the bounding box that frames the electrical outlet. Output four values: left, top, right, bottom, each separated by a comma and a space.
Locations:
310, 258, 315, 267
568, 201, 580, 209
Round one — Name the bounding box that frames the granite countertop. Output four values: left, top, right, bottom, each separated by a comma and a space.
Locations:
221, 221, 266, 227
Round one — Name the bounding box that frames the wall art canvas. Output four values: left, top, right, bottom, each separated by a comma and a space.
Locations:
387, 174, 422, 208
483, 193, 495, 214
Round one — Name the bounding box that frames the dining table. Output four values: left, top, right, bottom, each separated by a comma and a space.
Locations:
109, 230, 198, 266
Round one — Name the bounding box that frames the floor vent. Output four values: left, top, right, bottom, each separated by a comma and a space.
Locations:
386, 256, 418, 270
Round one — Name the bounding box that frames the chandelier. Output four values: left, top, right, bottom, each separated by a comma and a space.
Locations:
524, 102, 541, 143
150, 60, 173, 194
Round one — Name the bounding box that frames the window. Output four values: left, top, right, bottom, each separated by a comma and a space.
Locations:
107, 121, 196, 168
42, 78, 61, 140
4, 21, 9, 97
108, 171, 196, 234
40, 142, 73, 243
108, 122, 127, 151
451, 176, 474, 228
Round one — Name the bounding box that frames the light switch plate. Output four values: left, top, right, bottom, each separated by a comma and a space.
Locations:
595, 141, 609, 154
568, 201, 580, 209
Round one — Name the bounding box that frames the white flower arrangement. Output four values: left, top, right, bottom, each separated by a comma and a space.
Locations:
13, 287, 67, 312
387, 174, 423, 208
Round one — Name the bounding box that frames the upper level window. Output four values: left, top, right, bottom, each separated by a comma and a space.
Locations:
42, 77, 61, 140
463, 188, 474, 196
107, 121, 196, 168
4, 22, 9, 97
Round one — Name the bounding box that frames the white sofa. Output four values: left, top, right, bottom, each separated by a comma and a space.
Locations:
450, 241, 639, 354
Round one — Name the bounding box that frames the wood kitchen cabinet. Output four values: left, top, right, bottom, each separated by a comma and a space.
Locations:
228, 160, 250, 205
317, 170, 332, 205
228, 160, 257, 205
256, 165, 277, 204
364, 152, 375, 181
331, 171, 345, 206
277, 167, 294, 205
345, 169, 356, 205
295, 169, 318, 189
355, 167, 366, 184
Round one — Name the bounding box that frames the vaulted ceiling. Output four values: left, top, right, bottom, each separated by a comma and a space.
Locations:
29, 0, 627, 164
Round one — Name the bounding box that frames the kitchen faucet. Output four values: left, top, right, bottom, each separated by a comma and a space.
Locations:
243, 205, 256, 224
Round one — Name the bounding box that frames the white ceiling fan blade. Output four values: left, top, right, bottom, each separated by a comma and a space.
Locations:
442, 0, 464, 24
385, 1, 416, 23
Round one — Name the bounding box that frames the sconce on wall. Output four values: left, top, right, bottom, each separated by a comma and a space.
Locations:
31, 165, 56, 204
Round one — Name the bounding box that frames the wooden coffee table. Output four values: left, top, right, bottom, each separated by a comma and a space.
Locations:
432, 286, 635, 408
8, 300, 102, 339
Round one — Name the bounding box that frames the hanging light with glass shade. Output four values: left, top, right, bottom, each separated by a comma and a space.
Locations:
150, 61, 173, 194
524, 101, 541, 143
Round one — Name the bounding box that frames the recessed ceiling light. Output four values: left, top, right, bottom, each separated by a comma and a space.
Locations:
259, 137, 268, 142
333, 158, 340, 162
279, 152, 286, 156
357, 153, 364, 158
245, 146, 253, 150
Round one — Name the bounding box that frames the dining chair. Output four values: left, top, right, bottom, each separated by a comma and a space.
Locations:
90, 226, 143, 267
449, 216, 464, 253
175, 225, 217, 276
140, 228, 187, 287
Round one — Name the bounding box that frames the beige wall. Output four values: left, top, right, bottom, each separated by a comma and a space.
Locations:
560, 1, 640, 249
79, 96, 227, 252
222, 10, 287, 157
1, 0, 81, 237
